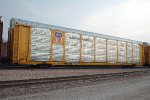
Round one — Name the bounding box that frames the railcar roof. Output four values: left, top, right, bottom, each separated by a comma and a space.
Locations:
10, 18, 143, 44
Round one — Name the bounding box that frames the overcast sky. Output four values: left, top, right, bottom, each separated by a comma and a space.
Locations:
0, 0, 150, 43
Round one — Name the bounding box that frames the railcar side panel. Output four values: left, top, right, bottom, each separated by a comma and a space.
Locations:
30, 27, 51, 61
82, 35, 94, 62
19, 26, 30, 63
95, 38, 106, 62
107, 39, 117, 63
8, 19, 145, 66
65, 33, 80, 62
118, 41, 126, 63
10, 25, 30, 63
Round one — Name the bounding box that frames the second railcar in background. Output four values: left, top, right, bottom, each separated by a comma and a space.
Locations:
8, 18, 146, 67
0, 17, 3, 59
1, 43, 7, 58
144, 43, 150, 67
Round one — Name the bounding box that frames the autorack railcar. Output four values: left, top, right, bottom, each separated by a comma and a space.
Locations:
7, 18, 150, 67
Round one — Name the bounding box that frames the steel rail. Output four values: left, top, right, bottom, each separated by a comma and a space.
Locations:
1, 70, 150, 87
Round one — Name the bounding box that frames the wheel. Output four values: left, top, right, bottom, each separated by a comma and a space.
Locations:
37, 64, 52, 69
122, 65, 127, 68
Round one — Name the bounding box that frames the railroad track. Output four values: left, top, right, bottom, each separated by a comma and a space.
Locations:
1, 70, 150, 87
1, 69, 150, 99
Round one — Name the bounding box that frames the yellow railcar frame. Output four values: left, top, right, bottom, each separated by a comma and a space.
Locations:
8, 24, 144, 66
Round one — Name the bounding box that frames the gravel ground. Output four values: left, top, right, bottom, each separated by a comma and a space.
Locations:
0, 68, 150, 81
4, 74, 150, 100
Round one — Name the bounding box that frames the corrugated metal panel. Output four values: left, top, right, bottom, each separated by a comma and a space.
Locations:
127, 43, 132, 63
95, 38, 106, 62
52, 45, 63, 61
65, 33, 80, 62
133, 43, 140, 64
82, 35, 94, 62
107, 39, 117, 63
31, 27, 51, 61
118, 41, 126, 63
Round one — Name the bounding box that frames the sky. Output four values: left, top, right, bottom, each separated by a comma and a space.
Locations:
0, 0, 150, 43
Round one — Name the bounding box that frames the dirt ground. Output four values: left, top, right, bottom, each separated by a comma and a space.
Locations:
0, 67, 150, 81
